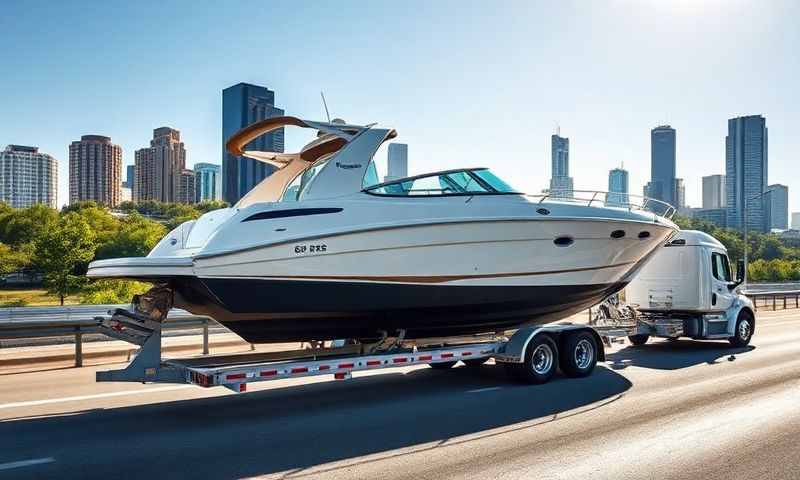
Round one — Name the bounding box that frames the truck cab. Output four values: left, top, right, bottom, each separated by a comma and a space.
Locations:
623, 230, 755, 347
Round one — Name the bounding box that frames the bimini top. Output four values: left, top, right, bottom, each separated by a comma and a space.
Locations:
226, 116, 396, 208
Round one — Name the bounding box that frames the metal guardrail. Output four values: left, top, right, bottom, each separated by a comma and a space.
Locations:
743, 290, 800, 312
0, 304, 216, 367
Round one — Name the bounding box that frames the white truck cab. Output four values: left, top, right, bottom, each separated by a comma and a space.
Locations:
622, 230, 755, 347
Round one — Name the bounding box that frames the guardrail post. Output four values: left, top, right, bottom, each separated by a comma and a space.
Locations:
773, 295, 776, 310
75, 327, 83, 368
784, 296, 787, 310
202, 319, 209, 355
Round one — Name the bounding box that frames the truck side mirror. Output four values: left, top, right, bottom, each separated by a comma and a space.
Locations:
729, 258, 745, 290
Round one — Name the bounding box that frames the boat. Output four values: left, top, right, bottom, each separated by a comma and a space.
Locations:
87, 116, 679, 343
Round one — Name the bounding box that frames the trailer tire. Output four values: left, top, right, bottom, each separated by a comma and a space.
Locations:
509, 335, 558, 384
729, 311, 754, 347
628, 334, 650, 346
462, 358, 489, 368
429, 361, 457, 370
560, 331, 598, 378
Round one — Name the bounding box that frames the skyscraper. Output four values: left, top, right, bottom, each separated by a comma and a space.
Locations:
177, 169, 196, 204
222, 83, 285, 204
792, 212, 800, 230
674, 178, 685, 209
725, 115, 768, 231
69, 135, 122, 206
134, 127, 187, 203
0, 145, 58, 208
194, 163, 222, 202
702, 174, 726, 209
607, 167, 629, 206
124, 165, 135, 190
765, 184, 788, 230
384, 143, 408, 182
549, 133, 573, 198
649, 125, 676, 206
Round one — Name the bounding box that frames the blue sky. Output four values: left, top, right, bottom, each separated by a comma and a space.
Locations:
1, 0, 798, 212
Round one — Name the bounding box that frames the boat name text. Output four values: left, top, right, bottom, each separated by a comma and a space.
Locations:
295, 244, 328, 254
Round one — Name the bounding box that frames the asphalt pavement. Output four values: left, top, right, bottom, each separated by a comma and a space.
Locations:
0, 309, 798, 479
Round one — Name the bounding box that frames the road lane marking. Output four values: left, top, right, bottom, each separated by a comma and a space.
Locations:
0, 385, 193, 410
467, 386, 504, 393
0, 457, 55, 471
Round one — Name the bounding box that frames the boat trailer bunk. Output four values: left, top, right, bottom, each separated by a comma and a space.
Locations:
95, 307, 608, 391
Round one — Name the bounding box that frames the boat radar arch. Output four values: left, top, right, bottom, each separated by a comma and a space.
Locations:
226, 116, 396, 208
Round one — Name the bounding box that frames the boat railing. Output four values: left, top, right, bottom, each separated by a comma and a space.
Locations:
525, 190, 676, 219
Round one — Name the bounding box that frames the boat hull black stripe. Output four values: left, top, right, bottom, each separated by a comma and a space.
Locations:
171, 277, 627, 343
242, 208, 343, 222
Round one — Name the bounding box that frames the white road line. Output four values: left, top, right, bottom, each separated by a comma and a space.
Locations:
0, 457, 55, 471
0, 385, 193, 410
467, 386, 504, 393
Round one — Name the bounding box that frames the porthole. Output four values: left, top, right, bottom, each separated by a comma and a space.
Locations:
610, 230, 626, 239
554, 236, 574, 247
536, 208, 550, 215
638, 231, 651, 239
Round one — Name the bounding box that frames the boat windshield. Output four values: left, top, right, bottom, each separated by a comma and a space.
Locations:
364, 168, 519, 196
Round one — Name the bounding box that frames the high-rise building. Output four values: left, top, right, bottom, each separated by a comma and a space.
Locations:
725, 115, 768, 232
124, 165, 135, 190
702, 174, 726, 209
649, 125, 677, 206
194, 163, 222, 202
765, 184, 788, 230
69, 135, 122, 206
549, 133, 573, 198
384, 143, 408, 182
177, 169, 196, 204
792, 212, 800, 230
222, 83, 285, 204
693, 208, 727, 228
134, 127, 187, 203
674, 178, 686, 209
0, 145, 58, 208
607, 167, 629, 206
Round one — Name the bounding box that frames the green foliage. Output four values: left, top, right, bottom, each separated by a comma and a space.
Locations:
94, 214, 167, 260
0, 203, 59, 246
79, 279, 152, 305
0, 242, 29, 275
34, 213, 97, 305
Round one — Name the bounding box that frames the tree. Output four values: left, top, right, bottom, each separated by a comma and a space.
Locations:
80, 279, 151, 304
34, 213, 96, 305
0, 204, 58, 246
0, 242, 27, 276
758, 236, 785, 261
94, 214, 167, 260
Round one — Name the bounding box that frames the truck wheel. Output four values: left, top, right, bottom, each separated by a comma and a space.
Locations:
429, 361, 457, 370
560, 331, 598, 378
462, 358, 489, 368
510, 335, 558, 384
729, 311, 754, 347
628, 334, 650, 346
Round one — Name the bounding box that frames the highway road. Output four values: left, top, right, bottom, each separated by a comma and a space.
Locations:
0, 309, 798, 479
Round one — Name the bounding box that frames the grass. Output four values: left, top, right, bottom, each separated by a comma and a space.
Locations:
0, 288, 80, 307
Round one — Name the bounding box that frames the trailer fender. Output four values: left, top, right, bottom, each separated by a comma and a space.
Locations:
495, 325, 605, 364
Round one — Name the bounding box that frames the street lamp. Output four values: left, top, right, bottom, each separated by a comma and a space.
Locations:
742, 187, 776, 290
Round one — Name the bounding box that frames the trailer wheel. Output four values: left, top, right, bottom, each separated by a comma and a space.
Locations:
729, 311, 754, 347
560, 331, 598, 378
462, 358, 489, 368
628, 334, 650, 346
429, 361, 458, 370
509, 335, 558, 384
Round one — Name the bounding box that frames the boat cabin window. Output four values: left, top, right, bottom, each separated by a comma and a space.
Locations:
711, 252, 731, 282
364, 168, 519, 196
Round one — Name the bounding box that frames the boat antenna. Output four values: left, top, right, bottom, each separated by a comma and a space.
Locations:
320, 91, 331, 123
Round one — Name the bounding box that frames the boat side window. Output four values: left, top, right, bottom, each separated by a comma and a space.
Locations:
365, 168, 518, 196
711, 252, 731, 282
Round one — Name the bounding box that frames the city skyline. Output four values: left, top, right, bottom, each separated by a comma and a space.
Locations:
1, 1, 798, 212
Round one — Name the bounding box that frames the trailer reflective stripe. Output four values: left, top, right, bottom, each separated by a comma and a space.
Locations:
291, 367, 308, 374
366, 360, 381, 366
418, 355, 433, 361
226, 373, 246, 381
392, 357, 408, 363
319, 365, 331, 371
338, 362, 355, 369
461, 351, 473, 356
260, 370, 278, 377
441, 353, 454, 359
